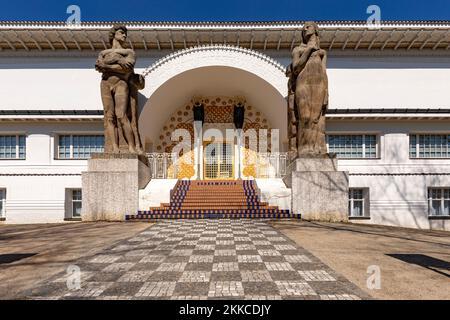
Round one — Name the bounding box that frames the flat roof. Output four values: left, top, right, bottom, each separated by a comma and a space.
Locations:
2, 20, 450, 52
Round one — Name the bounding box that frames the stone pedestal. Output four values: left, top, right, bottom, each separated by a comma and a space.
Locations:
283, 156, 349, 222
81, 153, 151, 221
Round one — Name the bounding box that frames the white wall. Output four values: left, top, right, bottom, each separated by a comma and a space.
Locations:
2, 52, 450, 111
1, 51, 450, 229
0, 121, 102, 223
328, 120, 450, 231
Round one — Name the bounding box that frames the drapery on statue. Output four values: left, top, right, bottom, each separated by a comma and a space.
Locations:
95, 25, 145, 154
288, 21, 329, 157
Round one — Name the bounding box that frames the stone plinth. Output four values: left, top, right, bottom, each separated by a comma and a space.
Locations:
81, 153, 151, 221
283, 156, 349, 222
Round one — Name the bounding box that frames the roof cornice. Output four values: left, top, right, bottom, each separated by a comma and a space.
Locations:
2, 20, 450, 29
2, 20, 450, 53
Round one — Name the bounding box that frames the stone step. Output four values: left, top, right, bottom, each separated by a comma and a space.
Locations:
129, 179, 289, 220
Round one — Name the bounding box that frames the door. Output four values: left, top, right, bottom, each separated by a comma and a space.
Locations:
204, 142, 234, 179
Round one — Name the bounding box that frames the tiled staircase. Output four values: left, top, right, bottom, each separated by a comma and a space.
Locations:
126, 180, 294, 220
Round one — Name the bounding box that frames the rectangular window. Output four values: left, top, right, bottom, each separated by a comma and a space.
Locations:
0, 135, 26, 159
58, 135, 104, 159
428, 188, 450, 216
72, 189, 82, 218
349, 188, 369, 217
327, 135, 377, 159
410, 134, 450, 158
0, 189, 5, 218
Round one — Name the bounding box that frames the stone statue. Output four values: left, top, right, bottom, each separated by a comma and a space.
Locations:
289, 21, 329, 156
285, 63, 298, 160
95, 25, 145, 154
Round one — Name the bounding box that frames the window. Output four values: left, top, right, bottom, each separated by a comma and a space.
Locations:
428, 188, 450, 217
0, 189, 5, 218
71, 189, 82, 217
58, 135, 104, 159
349, 188, 369, 218
410, 134, 450, 158
0, 135, 26, 159
327, 134, 377, 159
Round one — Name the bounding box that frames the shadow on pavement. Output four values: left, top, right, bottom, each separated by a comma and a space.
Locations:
386, 253, 450, 278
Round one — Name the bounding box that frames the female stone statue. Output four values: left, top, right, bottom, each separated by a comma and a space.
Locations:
291, 21, 329, 156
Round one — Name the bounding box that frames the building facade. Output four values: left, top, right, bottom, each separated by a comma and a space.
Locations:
0, 20, 449, 230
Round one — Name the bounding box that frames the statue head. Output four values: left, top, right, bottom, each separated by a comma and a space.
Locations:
301, 21, 320, 45
109, 24, 128, 46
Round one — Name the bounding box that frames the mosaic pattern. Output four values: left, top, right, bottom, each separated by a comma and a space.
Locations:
26, 220, 370, 300
153, 96, 273, 179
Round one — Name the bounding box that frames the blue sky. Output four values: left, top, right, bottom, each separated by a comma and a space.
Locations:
1, 0, 450, 21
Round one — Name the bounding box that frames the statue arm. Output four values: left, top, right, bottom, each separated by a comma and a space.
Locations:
320, 49, 329, 111
99, 63, 129, 74
292, 46, 314, 75
119, 50, 136, 71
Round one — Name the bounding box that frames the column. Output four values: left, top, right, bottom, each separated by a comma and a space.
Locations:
193, 121, 203, 180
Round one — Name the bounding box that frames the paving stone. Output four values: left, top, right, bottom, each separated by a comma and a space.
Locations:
156, 262, 186, 272
63, 282, 113, 298
101, 282, 142, 296
240, 270, 272, 282
117, 271, 154, 282
179, 271, 211, 282
208, 281, 244, 297
139, 255, 166, 263
89, 255, 122, 264
27, 219, 367, 300
212, 262, 239, 272
189, 255, 214, 263
102, 263, 135, 273
135, 282, 176, 297
275, 281, 316, 296
214, 249, 236, 256
210, 271, 242, 281
285, 255, 313, 263
237, 255, 263, 263
298, 270, 336, 281
258, 249, 281, 256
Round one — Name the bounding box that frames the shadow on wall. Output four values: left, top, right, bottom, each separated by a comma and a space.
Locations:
386, 253, 450, 278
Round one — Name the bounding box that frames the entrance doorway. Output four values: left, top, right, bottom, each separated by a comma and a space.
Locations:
203, 142, 234, 179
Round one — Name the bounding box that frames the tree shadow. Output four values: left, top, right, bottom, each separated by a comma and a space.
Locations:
272, 220, 450, 248
0, 253, 36, 265
386, 253, 450, 278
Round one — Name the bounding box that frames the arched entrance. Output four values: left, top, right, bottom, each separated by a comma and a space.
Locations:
138, 45, 289, 179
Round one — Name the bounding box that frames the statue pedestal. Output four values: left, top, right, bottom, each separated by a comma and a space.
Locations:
283, 155, 349, 222
81, 153, 150, 221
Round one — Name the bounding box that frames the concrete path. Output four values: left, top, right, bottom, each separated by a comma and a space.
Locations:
24, 220, 370, 300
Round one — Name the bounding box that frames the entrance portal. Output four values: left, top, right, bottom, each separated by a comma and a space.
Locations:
203, 142, 234, 179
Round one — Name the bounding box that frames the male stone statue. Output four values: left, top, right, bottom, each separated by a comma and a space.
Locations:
95, 25, 145, 154
289, 21, 329, 157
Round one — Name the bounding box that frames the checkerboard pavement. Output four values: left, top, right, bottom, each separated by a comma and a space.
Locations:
25, 219, 371, 300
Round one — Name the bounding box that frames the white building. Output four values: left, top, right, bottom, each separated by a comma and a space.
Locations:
0, 20, 449, 230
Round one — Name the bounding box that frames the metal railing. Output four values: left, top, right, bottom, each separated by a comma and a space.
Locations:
252, 152, 288, 178
146, 152, 288, 179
